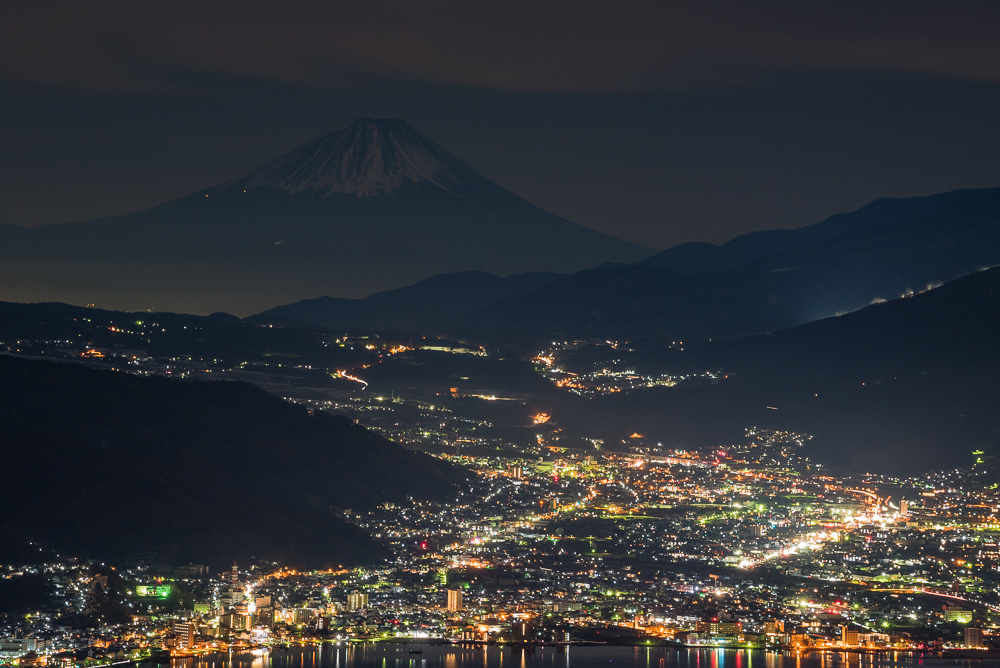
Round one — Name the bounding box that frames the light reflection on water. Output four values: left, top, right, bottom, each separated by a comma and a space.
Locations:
162, 644, 991, 668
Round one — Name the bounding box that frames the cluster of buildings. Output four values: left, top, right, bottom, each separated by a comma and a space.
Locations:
532, 342, 723, 396
8, 432, 1000, 666
6, 336, 1000, 663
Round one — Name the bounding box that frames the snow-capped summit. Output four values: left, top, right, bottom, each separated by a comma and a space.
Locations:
216, 118, 491, 199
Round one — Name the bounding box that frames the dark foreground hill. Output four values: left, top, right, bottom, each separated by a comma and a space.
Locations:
714, 264, 1000, 472
0, 118, 650, 315
548, 266, 1000, 474
0, 355, 464, 569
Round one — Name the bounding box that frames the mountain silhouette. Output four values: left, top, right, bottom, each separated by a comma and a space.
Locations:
460, 187, 1000, 340
257, 270, 565, 331
0, 118, 651, 315
256, 185, 1000, 338
0, 354, 464, 568
637, 187, 983, 275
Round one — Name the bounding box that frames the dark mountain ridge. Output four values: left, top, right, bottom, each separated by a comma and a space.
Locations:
0, 354, 465, 568
638, 187, 984, 274
461, 187, 1000, 341
547, 265, 1000, 474
1, 264, 998, 478
714, 264, 1000, 472
252, 185, 999, 338
257, 270, 565, 330
737, 251, 1000, 376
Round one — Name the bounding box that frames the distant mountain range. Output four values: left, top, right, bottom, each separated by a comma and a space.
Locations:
257, 270, 565, 331
0, 118, 651, 315
1, 262, 999, 476
0, 355, 464, 568
635, 187, 982, 274
257, 185, 1000, 340
466, 186, 1000, 340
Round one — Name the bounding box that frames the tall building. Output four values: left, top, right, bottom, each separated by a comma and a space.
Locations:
841, 626, 859, 646
512, 620, 534, 641
965, 627, 985, 648
220, 614, 249, 631
292, 609, 315, 624
174, 622, 195, 649
220, 563, 245, 612
347, 592, 368, 611
447, 589, 463, 612
899, 499, 909, 517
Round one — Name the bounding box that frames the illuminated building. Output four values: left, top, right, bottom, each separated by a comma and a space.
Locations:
0, 639, 38, 658
946, 608, 973, 623
173, 622, 194, 649
512, 620, 535, 641
220, 613, 250, 630
709, 621, 741, 637
447, 589, 463, 612
965, 627, 985, 648
347, 592, 368, 611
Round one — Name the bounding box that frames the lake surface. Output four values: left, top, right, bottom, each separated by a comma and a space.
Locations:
166, 644, 983, 668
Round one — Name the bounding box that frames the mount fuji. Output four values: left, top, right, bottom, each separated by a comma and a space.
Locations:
0, 118, 652, 315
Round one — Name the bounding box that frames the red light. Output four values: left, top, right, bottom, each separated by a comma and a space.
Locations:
420, 542, 427, 549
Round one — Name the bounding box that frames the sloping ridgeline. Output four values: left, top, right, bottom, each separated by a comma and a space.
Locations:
0, 355, 464, 569
462, 186, 1000, 340
545, 266, 1000, 474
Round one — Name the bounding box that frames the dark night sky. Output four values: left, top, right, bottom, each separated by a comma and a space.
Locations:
3, 1, 1000, 250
